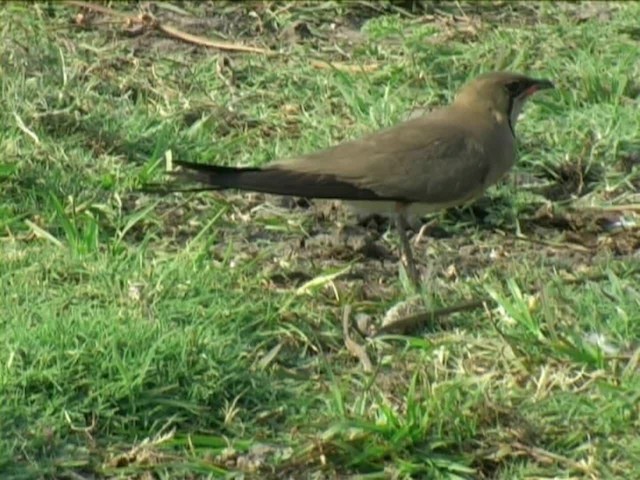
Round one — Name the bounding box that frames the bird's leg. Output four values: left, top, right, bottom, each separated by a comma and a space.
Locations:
395, 213, 420, 288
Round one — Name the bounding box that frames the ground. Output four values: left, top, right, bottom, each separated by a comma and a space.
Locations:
1, 1, 639, 479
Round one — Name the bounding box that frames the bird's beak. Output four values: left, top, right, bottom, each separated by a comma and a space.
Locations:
525, 79, 555, 96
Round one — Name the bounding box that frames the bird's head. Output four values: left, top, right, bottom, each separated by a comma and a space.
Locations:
454, 71, 554, 134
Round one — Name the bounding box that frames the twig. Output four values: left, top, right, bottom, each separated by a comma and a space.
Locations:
513, 234, 593, 253
158, 23, 276, 55
512, 441, 592, 473
581, 204, 640, 212
374, 299, 488, 336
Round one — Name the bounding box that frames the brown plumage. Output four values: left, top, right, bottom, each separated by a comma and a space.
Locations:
159, 71, 554, 286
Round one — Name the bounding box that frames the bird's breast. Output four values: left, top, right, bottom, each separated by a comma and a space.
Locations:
483, 128, 517, 187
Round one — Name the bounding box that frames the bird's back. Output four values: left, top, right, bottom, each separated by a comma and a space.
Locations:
271, 104, 515, 206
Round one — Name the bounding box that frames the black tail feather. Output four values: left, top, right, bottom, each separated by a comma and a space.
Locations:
160, 160, 388, 201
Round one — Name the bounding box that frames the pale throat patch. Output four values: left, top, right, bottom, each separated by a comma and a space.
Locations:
509, 96, 528, 127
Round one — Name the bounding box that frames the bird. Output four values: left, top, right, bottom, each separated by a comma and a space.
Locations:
154, 71, 554, 287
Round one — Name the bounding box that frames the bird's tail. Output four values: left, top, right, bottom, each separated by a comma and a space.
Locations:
141, 161, 260, 194
143, 159, 384, 200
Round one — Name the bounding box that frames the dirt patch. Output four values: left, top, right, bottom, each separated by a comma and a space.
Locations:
127, 187, 639, 306
538, 160, 605, 202
620, 151, 640, 173
63, 1, 395, 57
62, 1, 571, 62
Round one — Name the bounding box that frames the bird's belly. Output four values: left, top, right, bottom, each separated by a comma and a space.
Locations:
345, 199, 467, 218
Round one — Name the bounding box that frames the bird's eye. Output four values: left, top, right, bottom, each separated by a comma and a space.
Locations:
505, 80, 534, 97
505, 81, 524, 96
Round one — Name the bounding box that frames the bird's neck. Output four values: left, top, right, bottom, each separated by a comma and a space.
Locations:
453, 98, 514, 136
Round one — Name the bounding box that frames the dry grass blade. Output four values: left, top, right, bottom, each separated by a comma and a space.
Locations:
342, 306, 374, 372
310, 59, 379, 73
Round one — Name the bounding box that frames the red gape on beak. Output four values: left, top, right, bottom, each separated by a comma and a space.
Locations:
525, 79, 555, 97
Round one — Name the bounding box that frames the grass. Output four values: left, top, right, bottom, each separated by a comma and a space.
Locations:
1, 1, 639, 478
